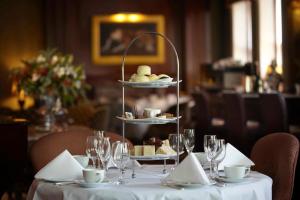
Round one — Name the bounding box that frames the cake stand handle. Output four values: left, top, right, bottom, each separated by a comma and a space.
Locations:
121, 32, 180, 165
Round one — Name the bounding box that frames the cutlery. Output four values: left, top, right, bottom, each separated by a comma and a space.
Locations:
53, 181, 79, 186
162, 183, 184, 190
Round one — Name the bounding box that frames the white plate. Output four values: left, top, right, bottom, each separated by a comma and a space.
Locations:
116, 116, 181, 124
119, 80, 182, 88
78, 180, 108, 188
216, 175, 249, 183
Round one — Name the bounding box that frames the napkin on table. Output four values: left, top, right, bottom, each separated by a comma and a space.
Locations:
35, 150, 83, 181
218, 143, 255, 170
165, 153, 210, 184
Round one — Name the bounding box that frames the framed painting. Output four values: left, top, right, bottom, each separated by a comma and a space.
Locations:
92, 14, 165, 65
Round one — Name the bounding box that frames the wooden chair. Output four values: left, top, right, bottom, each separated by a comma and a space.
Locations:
223, 92, 260, 156
192, 91, 226, 151
259, 92, 288, 134
30, 126, 132, 172
251, 133, 299, 200
0, 120, 28, 199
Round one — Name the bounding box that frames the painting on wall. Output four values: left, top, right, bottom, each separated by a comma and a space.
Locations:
92, 14, 165, 65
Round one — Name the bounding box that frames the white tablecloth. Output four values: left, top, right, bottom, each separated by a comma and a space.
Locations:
27, 165, 272, 200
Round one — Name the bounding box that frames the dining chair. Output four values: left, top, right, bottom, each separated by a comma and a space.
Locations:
0, 120, 28, 200
192, 91, 226, 151
30, 126, 133, 171
223, 91, 261, 156
251, 132, 299, 200
259, 92, 288, 134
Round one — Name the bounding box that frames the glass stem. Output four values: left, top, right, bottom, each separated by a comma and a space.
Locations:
119, 168, 125, 184
209, 160, 213, 178
92, 157, 96, 168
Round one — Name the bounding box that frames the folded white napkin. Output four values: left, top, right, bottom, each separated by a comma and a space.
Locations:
35, 150, 83, 181
166, 153, 210, 184
218, 143, 255, 170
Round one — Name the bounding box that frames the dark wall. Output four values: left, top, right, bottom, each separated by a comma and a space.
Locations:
282, 0, 300, 92
0, 0, 44, 98
44, 0, 186, 92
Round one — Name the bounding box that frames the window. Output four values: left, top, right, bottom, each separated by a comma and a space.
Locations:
232, 1, 252, 64
258, 0, 282, 78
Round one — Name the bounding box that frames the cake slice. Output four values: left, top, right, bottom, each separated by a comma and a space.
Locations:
133, 145, 143, 156
143, 145, 156, 156
156, 145, 176, 155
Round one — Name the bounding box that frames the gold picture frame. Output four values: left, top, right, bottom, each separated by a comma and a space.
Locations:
92, 14, 165, 65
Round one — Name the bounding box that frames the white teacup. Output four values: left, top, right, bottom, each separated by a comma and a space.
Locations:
83, 169, 105, 183
143, 108, 161, 118
73, 155, 89, 168
224, 165, 251, 179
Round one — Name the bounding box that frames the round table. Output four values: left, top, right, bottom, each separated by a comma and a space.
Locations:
27, 165, 272, 200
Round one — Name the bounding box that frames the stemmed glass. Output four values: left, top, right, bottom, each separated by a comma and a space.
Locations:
86, 136, 99, 168
183, 129, 195, 154
203, 135, 218, 178
112, 141, 130, 184
169, 133, 184, 167
100, 137, 111, 171
94, 130, 104, 168
94, 130, 104, 138
212, 139, 226, 178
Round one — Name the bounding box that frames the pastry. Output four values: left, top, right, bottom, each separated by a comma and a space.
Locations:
125, 112, 134, 119
134, 145, 143, 156
149, 74, 158, 81
161, 139, 170, 146
137, 65, 151, 76
158, 113, 173, 118
134, 75, 150, 82
157, 74, 173, 82
156, 145, 176, 155
129, 73, 137, 82
143, 145, 156, 156
143, 137, 162, 150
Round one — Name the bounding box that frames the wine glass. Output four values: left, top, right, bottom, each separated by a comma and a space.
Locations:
100, 137, 111, 171
112, 141, 130, 184
86, 136, 99, 168
94, 130, 104, 138
203, 135, 218, 178
183, 129, 195, 154
94, 130, 104, 167
212, 139, 226, 178
169, 133, 184, 167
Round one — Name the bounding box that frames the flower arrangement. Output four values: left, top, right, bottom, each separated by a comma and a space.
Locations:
11, 49, 90, 107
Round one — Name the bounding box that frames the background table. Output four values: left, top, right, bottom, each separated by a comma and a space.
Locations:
28, 165, 272, 200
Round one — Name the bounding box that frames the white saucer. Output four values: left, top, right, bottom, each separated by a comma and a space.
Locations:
216, 176, 248, 183
78, 180, 108, 188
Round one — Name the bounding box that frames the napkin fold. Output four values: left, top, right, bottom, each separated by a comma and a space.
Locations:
218, 143, 255, 170
35, 150, 83, 181
166, 153, 210, 184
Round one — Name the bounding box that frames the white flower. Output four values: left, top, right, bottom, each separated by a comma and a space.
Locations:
36, 55, 46, 63
53, 66, 65, 78
32, 73, 40, 82
51, 55, 58, 64
75, 81, 81, 89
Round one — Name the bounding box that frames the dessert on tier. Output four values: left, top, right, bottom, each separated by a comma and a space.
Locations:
131, 138, 176, 157
129, 65, 172, 83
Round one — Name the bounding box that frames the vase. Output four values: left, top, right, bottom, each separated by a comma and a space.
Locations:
35, 95, 55, 132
